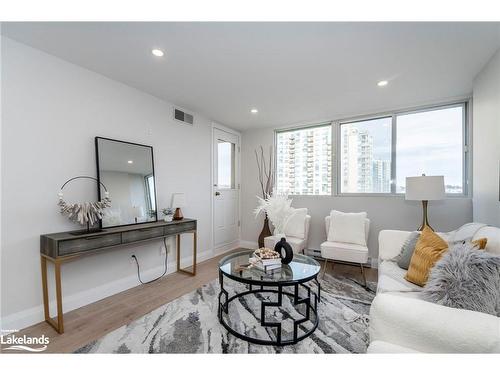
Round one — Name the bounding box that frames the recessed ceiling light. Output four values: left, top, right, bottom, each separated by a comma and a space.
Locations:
250, 109, 258, 114
377, 80, 388, 87
127, 160, 133, 164
151, 49, 164, 57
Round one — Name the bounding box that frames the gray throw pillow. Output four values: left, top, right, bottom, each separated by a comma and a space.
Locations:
422, 242, 500, 317
394, 231, 420, 270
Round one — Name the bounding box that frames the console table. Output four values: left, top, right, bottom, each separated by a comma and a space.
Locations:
40, 218, 197, 334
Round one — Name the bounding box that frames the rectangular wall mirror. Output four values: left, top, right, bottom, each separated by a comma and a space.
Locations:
95, 137, 158, 228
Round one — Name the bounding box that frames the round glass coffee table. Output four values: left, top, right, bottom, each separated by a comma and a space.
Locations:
218, 250, 321, 346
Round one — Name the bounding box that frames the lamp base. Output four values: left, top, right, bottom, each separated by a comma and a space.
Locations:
417, 200, 434, 231
173, 208, 184, 221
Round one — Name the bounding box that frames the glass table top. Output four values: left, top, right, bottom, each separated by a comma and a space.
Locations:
219, 250, 321, 284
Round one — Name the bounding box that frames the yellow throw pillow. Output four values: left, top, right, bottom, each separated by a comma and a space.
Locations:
472, 237, 488, 250
405, 226, 448, 286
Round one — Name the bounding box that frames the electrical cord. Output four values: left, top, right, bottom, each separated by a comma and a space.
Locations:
131, 237, 169, 285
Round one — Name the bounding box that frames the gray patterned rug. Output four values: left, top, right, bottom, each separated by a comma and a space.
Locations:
76, 273, 376, 353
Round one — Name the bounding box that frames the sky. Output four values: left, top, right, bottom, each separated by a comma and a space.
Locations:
342, 105, 464, 191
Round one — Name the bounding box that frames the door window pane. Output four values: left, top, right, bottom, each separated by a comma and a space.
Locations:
276, 125, 332, 195
340, 117, 392, 193
396, 106, 463, 194
217, 141, 235, 189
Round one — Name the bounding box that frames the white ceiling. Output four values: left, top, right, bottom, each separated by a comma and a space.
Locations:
2, 22, 500, 130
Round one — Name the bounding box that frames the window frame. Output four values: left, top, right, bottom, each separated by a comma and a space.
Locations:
335, 100, 470, 197
273, 99, 471, 198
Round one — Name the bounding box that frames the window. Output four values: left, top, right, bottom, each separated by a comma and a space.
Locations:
338, 102, 467, 195
145, 174, 156, 215
340, 117, 392, 193
274, 102, 468, 197
276, 124, 332, 195
396, 106, 465, 194
217, 140, 236, 189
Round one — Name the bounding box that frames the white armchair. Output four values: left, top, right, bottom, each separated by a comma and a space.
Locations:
320, 215, 370, 284
264, 215, 311, 254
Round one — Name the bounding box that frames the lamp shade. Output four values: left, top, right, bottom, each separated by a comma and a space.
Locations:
171, 193, 186, 208
130, 206, 144, 217
405, 175, 445, 201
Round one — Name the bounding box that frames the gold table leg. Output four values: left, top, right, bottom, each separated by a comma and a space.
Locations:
40, 255, 64, 334
176, 230, 197, 276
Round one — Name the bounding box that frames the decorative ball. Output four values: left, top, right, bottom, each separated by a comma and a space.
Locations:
274, 237, 293, 264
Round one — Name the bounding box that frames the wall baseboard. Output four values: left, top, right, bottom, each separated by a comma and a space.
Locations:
0, 249, 213, 332
214, 240, 241, 256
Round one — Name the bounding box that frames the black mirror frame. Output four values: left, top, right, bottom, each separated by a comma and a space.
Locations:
95, 136, 159, 229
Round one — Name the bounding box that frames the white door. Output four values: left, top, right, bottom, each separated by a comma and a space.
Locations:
213, 127, 240, 253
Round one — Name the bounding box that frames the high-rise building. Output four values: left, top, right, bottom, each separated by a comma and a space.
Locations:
342, 128, 374, 192
373, 159, 391, 193
276, 126, 331, 195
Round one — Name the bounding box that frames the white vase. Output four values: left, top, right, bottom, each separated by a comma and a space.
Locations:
164, 215, 173, 222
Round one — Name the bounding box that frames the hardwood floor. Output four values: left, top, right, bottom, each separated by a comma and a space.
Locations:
1, 249, 377, 354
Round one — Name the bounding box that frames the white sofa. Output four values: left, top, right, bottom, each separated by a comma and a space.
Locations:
368, 224, 500, 353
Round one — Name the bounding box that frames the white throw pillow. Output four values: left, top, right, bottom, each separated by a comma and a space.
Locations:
284, 208, 308, 238
327, 210, 367, 246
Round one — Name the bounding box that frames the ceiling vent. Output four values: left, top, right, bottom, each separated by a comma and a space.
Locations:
173, 108, 194, 125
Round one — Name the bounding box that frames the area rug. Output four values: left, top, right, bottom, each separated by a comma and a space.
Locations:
76, 273, 376, 353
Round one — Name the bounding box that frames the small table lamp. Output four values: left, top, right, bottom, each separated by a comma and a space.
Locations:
131, 206, 145, 224
405, 175, 445, 231
171, 193, 186, 221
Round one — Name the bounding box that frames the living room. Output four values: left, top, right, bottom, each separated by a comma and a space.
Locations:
1, 0, 500, 372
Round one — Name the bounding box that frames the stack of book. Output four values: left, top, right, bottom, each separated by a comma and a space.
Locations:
250, 256, 282, 272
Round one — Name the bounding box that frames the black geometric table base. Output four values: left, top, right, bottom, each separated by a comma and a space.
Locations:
218, 270, 321, 346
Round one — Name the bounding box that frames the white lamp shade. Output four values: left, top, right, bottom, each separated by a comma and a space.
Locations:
130, 206, 145, 217
405, 175, 445, 201
171, 193, 186, 208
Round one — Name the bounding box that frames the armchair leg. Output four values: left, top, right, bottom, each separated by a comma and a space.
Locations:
322, 258, 334, 279
360, 263, 367, 287
321, 258, 328, 278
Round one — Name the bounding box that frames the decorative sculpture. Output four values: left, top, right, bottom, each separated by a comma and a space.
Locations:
58, 176, 111, 232
274, 237, 294, 264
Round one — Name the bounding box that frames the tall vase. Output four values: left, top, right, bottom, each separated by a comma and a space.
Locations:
258, 215, 272, 248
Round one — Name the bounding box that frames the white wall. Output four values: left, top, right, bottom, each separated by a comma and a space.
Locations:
472, 48, 500, 226
241, 129, 473, 261
0, 38, 224, 330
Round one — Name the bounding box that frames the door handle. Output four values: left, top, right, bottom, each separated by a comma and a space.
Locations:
215, 191, 221, 196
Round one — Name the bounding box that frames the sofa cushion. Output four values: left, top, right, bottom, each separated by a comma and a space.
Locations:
394, 231, 420, 270
283, 208, 308, 238
377, 260, 423, 293
264, 235, 306, 254
474, 226, 500, 255
327, 210, 367, 246
405, 226, 448, 287
423, 242, 500, 316
320, 241, 368, 263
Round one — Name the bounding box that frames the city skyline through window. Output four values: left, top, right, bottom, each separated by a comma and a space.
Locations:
275, 102, 467, 196
276, 125, 332, 195
340, 117, 392, 193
